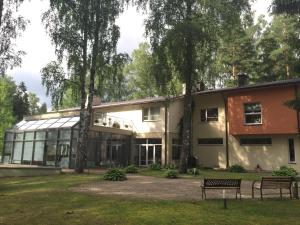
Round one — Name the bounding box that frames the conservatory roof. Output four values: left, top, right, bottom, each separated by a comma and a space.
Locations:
13, 117, 80, 131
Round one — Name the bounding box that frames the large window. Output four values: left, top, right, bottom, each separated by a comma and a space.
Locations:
244, 103, 262, 125
143, 107, 160, 121
198, 138, 223, 145
200, 108, 218, 122
240, 138, 272, 145
172, 139, 182, 160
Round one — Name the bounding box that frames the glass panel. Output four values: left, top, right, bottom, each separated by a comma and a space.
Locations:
140, 146, 146, 166
35, 120, 48, 125
61, 121, 78, 128
148, 138, 162, 144
245, 115, 261, 124
25, 132, 34, 140
46, 119, 59, 124
70, 117, 80, 122
155, 145, 162, 164
15, 120, 26, 128
12, 142, 23, 163
38, 123, 52, 129
60, 129, 71, 140
57, 118, 71, 123
27, 124, 42, 130
57, 141, 70, 168
34, 141, 44, 162
200, 109, 206, 122
143, 108, 149, 121
47, 130, 58, 140
289, 139, 295, 162
207, 108, 218, 122
72, 130, 79, 138
49, 122, 64, 128
148, 146, 154, 165
15, 133, 24, 141
45, 141, 57, 166
4, 142, 13, 154
5, 133, 14, 141
23, 142, 33, 161
36, 131, 46, 140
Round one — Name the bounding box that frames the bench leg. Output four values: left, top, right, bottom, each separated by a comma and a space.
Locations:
260, 189, 263, 200
236, 190, 238, 199
290, 188, 292, 199
239, 189, 242, 200
201, 188, 204, 200
252, 188, 255, 199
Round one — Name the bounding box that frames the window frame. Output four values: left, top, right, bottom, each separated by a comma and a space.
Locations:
239, 137, 272, 146
200, 108, 218, 122
142, 106, 161, 122
288, 138, 296, 164
244, 102, 262, 125
198, 138, 224, 146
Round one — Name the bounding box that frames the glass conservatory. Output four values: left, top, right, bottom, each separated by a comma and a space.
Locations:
2, 116, 132, 168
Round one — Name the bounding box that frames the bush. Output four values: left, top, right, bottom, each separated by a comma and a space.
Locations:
103, 169, 127, 181
229, 164, 246, 173
165, 169, 178, 179
165, 164, 177, 170
149, 163, 161, 170
272, 166, 298, 178
125, 165, 138, 173
187, 168, 200, 176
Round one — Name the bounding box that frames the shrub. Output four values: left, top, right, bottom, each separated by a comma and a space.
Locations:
103, 169, 127, 181
272, 166, 298, 178
229, 164, 246, 173
187, 168, 200, 176
165, 164, 177, 170
149, 163, 161, 170
125, 165, 138, 173
165, 169, 178, 179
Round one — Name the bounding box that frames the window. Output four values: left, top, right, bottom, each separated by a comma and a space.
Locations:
143, 107, 160, 121
240, 138, 272, 145
198, 138, 223, 145
244, 103, 262, 125
200, 108, 218, 122
172, 139, 182, 160
289, 139, 296, 163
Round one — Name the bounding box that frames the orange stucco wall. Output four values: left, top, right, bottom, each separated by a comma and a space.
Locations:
228, 85, 299, 135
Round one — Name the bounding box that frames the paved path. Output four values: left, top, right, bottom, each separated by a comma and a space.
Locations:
72, 175, 291, 201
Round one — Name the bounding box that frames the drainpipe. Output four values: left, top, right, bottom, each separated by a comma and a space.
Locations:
294, 85, 300, 134
222, 93, 230, 169
164, 99, 169, 166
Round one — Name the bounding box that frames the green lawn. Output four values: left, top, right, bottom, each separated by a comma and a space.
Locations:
0, 174, 299, 225
138, 168, 272, 181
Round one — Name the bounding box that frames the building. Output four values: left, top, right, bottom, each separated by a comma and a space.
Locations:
2, 78, 300, 172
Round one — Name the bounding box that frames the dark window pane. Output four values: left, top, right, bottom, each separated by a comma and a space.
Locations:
240, 138, 272, 145
5, 133, 14, 141
45, 141, 57, 166
207, 108, 218, 121
198, 138, 223, 145
245, 115, 262, 124
289, 139, 295, 162
47, 131, 58, 140
148, 138, 162, 144
136, 138, 147, 145
4, 142, 13, 154
59, 129, 71, 140
36, 132, 46, 140
200, 109, 206, 122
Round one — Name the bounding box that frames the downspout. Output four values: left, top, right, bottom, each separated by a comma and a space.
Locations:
222, 93, 230, 169
294, 85, 300, 134
164, 99, 169, 166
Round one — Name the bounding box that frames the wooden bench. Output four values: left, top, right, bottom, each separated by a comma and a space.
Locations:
252, 177, 293, 199
200, 179, 242, 199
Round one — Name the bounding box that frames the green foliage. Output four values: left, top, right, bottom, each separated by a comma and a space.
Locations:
149, 163, 161, 171
229, 164, 246, 173
12, 82, 29, 121
272, 166, 298, 178
0, 0, 27, 75
165, 169, 178, 179
165, 164, 177, 170
0, 75, 15, 153
28, 92, 47, 115
103, 169, 127, 181
187, 168, 200, 176
125, 165, 138, 174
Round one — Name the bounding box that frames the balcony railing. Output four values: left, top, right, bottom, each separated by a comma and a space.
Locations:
93, 115, 135, 131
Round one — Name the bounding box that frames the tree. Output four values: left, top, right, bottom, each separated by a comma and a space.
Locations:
12, 81, 29, 121
256, 15, 300, 81
0, 75, 15, 154
135, 0, 252, 172
28, 92, 48, 115
0, 0, 27, 75
42, 0, 125, 173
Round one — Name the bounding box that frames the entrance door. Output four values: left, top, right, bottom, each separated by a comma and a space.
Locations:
139, 145, 160, 166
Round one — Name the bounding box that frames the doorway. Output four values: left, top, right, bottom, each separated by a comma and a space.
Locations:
138, 144, 161, 166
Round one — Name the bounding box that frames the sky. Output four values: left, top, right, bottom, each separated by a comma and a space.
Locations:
9, 0, 272, 109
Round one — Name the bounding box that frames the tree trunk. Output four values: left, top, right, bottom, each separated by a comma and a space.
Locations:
75, 3, 89, 173
0, 0, 3, 27
232, 64, 238, 78
286, 64, 290, 79
179, 0, 194, 174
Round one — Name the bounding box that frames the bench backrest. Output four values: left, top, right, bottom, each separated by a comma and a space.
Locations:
203, 179, 241, 188
261, 177, 293, 189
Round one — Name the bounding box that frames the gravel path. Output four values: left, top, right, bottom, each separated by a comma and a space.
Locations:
71, 175, 290, 201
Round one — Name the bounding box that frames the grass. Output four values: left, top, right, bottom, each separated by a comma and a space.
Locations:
138, 168, 271, 181
0, 174, 299, 225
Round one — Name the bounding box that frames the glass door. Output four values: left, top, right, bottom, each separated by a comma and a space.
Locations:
140, 146, 147, 166
148, 145, 154, 165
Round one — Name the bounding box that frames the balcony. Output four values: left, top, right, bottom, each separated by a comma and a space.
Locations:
93, 115, 134, 131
